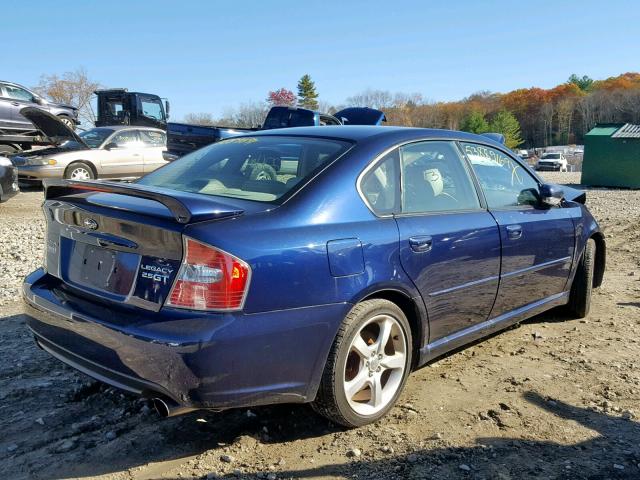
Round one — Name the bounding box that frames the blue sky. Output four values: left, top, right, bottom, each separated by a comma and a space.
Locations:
5, 0, 639, 120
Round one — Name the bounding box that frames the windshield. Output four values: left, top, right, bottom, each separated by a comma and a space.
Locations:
542, 153, 561, 159
138, 136, 352, 203
79, 128, 115, 149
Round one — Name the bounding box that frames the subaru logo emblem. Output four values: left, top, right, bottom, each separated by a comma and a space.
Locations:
83, 218, 98, 230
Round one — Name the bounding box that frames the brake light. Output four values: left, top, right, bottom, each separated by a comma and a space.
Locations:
166, 237, 250, 311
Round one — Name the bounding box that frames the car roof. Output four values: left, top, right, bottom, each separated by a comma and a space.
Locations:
243, 125, 508, 150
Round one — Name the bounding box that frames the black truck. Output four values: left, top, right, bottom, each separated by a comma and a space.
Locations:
94, 89, 169, 130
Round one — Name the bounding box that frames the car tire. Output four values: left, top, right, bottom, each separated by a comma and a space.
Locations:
65, 162, 95, 181
312, 299, 413, 427
57, 116, 75, 130
567, 238, 595, 318
249, 163, 277, 181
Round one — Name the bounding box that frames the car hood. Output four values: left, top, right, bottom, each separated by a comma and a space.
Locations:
20, 107, 87, 147
11, 144, 89, 162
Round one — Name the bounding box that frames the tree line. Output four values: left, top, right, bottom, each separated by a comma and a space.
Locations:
193, 72, 640, 149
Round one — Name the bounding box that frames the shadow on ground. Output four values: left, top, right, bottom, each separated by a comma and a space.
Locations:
181, 392, 640, 479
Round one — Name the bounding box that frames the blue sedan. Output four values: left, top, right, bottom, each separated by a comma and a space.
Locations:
23, 126, 605, 427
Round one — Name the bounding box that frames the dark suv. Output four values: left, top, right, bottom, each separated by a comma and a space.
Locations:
0, 80, 79, 132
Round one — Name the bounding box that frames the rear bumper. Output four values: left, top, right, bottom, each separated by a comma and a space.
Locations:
23, 268, 349, 410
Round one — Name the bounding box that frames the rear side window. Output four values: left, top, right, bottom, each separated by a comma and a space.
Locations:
138, 136, 351, 203
139, 130, 166, 147
461, 142, 539, 208
111, 130, 140, 147
400, 141, 480, 214
361, 152, 398, 215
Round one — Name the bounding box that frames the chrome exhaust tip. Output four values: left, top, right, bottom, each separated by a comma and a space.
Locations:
152, 398, 197, 417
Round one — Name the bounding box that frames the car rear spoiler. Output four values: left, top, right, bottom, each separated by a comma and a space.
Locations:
480, 132, 505, 144
43, 179, 244, 224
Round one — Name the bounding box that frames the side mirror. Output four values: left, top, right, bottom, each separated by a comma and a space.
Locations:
539, 183, 564, 207
165, 100, 170, 118
104, 142, 118, 151
33, 96, 44, 105
162, 151, 179, 162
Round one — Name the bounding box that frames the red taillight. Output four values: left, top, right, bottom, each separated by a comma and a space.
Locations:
166, 237, 250, 311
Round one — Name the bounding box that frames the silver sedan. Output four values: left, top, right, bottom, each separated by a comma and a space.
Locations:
14, 125, 168, 185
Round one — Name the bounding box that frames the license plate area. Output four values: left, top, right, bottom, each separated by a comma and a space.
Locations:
62, 239, 139, 297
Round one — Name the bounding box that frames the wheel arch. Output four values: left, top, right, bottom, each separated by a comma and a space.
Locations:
358, 288, 427, 370
591, 231, 606, 288
56, 113, 75, 123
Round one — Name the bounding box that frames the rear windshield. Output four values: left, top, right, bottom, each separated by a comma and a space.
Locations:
138, 136, 351, 203
262, 108, 316, 129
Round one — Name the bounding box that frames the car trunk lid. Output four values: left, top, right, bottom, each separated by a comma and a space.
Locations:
42, 179, 253, 311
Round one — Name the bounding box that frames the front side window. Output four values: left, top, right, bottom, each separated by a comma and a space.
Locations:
79, 128, 115, 148
139, 130, 166, 147
138, 136, 351, 203
461, 142, 539, 208
4, 84, 35, 102
138, 97, 164, 121
400, 141, 480, 214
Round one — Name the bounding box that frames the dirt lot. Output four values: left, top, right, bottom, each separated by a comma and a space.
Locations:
1, 173, 639, 480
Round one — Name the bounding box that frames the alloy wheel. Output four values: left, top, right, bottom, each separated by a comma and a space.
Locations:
70, 167, 91, 180
59, 117, 75, 130
343, 314, 407, 416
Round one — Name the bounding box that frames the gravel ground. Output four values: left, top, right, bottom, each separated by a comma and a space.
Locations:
1, 172, 640, 479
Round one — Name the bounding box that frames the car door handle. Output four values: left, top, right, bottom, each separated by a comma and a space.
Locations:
409, 235, 433, 253
11, 102, 20, 106
506, 225, 523, 240
132, 153, 141, 156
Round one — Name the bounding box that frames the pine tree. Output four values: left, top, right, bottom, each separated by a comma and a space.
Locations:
297, 74, 319, 110
489, 110, 524, 149
460, 110, 489, 134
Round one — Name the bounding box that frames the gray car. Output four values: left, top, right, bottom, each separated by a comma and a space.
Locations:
13, 108, 167, 184
0, 80, 79, 131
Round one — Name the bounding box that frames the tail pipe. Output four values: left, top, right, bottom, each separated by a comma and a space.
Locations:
152, 397, 197, 417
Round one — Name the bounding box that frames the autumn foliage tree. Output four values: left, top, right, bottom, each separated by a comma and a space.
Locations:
267, 88, 297, 107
